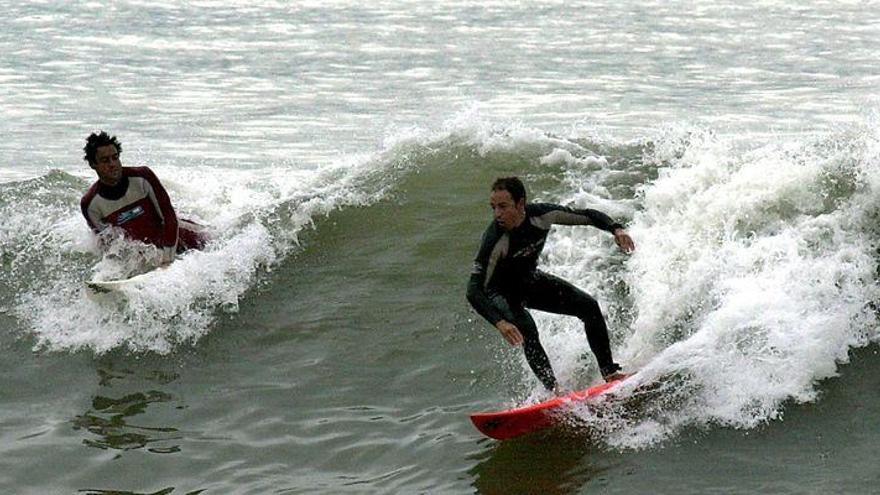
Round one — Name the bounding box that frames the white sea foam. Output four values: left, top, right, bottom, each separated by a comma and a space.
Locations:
534, 123, 880, 448
6, 149, 397, 354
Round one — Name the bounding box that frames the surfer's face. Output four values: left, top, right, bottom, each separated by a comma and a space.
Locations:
490, 189, 526, 231
92, 144, 123, 186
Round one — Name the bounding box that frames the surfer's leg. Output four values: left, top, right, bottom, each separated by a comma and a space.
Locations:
490, 294, 557, 391
515, 308, 558, 391
524, 272, 620, 378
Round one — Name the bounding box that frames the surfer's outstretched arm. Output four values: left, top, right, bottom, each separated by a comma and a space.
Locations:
529, 203, 635, 253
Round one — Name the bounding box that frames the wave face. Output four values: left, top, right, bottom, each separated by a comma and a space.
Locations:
3, 116, 880, 449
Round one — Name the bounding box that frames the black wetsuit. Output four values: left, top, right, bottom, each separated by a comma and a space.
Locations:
466, 203, 623, 390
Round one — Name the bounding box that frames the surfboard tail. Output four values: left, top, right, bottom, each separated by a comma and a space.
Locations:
469, 375, 633, 440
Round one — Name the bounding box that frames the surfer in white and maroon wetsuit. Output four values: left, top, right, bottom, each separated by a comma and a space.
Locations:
80, 131, 206, 264
467, 177, 635, 393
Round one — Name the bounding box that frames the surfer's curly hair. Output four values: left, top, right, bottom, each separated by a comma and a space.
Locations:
83, 131, 122, 165
492, 176, 526, 203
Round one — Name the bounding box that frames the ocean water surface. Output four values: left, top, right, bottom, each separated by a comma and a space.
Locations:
2, 1, 879, 493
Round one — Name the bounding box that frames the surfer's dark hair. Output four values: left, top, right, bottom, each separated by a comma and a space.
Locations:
83, 131, 122, 165
492, 176, 526, 203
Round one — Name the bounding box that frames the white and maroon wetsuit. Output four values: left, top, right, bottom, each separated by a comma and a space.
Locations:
80, 166, 206, 258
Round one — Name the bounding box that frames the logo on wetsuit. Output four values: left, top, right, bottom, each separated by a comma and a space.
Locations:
511, 238, 544, 259
116, 205, 145, 225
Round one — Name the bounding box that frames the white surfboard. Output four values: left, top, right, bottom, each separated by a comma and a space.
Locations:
85, 269, 158, 294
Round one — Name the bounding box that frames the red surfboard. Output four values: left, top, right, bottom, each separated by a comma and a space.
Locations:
470, 375, 630, 440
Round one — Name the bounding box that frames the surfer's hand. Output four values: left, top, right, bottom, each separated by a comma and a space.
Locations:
495, 320, 523, 346
613, 228, 635, 254
158, 249, 174, 266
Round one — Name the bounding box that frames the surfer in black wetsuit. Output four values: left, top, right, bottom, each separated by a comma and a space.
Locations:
466, 177, 635, 393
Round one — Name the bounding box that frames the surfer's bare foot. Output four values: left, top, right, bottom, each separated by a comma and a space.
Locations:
603, 372, 627, 382
600, 362, 624, 382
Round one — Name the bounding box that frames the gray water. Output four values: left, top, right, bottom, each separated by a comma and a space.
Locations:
2, 1, 880, 494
